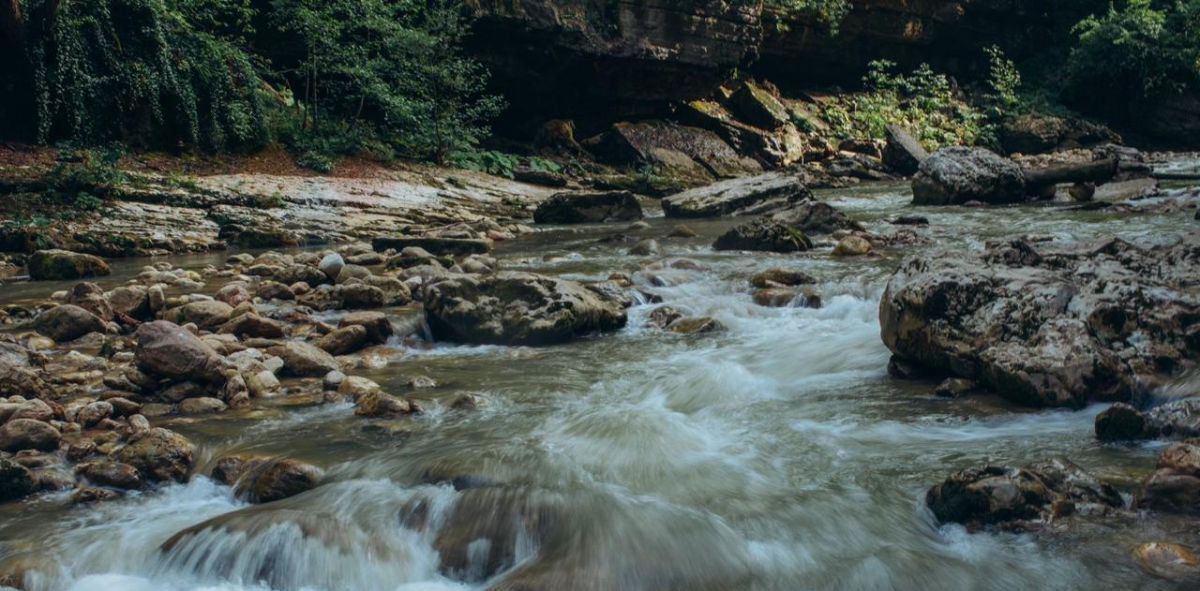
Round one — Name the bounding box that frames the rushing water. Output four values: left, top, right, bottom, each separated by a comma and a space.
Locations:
1, 182, 1199, 591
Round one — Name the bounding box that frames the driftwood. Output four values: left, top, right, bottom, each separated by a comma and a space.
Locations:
1023, 157, 1118, 189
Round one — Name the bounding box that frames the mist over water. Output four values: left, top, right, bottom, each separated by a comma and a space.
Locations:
3, 184, 1198, 590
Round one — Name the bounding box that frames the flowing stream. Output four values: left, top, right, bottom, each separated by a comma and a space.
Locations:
1, 181, 1198, 591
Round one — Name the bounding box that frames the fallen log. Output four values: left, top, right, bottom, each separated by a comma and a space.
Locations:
1023, 157, 1118, 189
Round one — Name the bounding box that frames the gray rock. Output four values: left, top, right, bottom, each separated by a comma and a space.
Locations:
912, 147, 1026, 205
882, 125, 929, 175
135, 321, 227, 383
0, 419, 61, 452
533, 191, 643, 224
424, 272, 627, 346
268, 342, 340, 377
662, 172, 812, 218
115, 427, 194, 483
318, 253, 346, 282
33, 304, 106, 342
162, 300, 235, 330
712, 219, 811, 253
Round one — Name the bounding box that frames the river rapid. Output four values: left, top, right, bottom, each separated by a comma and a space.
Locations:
1, 181, 1198, 591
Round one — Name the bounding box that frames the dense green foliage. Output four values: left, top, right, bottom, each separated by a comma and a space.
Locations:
767, 0, 851, 32
5, 0, 501, 166
25, 0, 268, 150
819, 60, 989, 149
1065, 0, 1200, 112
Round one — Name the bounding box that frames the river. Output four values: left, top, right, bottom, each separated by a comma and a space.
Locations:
1, 181, 1198, 590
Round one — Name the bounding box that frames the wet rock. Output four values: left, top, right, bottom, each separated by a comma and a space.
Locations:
318, 253, 345, 282
424, 272, 627, 346
108, 286, 151, 319
322, 370, 346, 391
750, 268, 815, 288
68, 282, 114, 321
215, 284, 252, 308
136, 321, 227, 383
163, 300, 234, 330
833, 235, 872, 256
354, 390, 413, 417
372, 237, 492, 256
220, 313, 285, 339
912, 147, 1026, 206
76, 401, 113, 427
712, 219, 811, 253
533, 191, 643, 224
934, 378, 978, 399
115, 427, 194, 483
769, 200, 862, 234
1133, 542, 1200, 580
662, 172, 811, 218
77, 461, 143, 490
316, 325, 370, 356
27, 249, 111, 280
72, 486, 120, 504
926, 459, 1123, 530
1095, 403, 1154, 441
880, 237, 1200, 408
891, 215, 929, 226
434, 486, 565, 580
882, 125, 929, 175
274, 264, 327, 287
338, 311, 393, 344
32, 304, 106, 342
331, 283, 386, 309
1136, 469, 1200, 514
0, 419, 61, 452
668, 316, 724, 334
256, 281, 295, 301
627, 239, 660, 256
336, 376, 382, 402
0, 458, 37, 502
268, 341, 340, 377
646, 306, 684, 329
667, 224, 698, 238
752, 287, 819, 308
179, 397, 227, 415
232, 457, 323, 504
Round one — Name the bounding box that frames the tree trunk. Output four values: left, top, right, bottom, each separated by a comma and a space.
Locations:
1023, 158, 1119, 189
0, 0, 24, 48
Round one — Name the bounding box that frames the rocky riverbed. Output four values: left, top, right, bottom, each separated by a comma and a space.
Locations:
0, 157, 1198, 590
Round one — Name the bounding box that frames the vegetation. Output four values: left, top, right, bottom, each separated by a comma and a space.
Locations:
818, 60, 990, 149
0, 0, 501, 168
766, 0, 851, 32
1064, 0, 1200, 119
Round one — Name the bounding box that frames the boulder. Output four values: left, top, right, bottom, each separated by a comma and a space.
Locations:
750, 268, 816, 288
729, 81, 790, 129
998, 114, 1118, 155
662, 172, 811, 218
27, 249, 111, 280
215, 284, 252, 307
926, 459, 1122, 530
274, 264, 327, 287
882, 125, 929, 175
424, 272, 627, 346
163, 300, 234, 329
268, 342, 340, 377
315, 325, 370, 356
354, 390, 414, 417
108, 286, 151, 319
712, 219, 812, 253
77, 461, 143, 490
318, 253, 346, 282
219, 314, 285, 339
338, 311, 393, 344
881, 237, 1200, 408
0, 419, 61, 452
115, 427, 195, 483
136, 321, 227, 382
0, 459, 36, 502
179, 397, 227, 415
32, 304, 106, 342
769, 200, 862, 234
533, 191, 643, 224
232, 457, 323, 503
833, 235, 873, 256
589, 121, 761, 180
911, 147, 1026, 205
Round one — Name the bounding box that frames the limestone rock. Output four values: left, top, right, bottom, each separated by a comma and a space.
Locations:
712, 219, 811, 253
533, 191, 643, 224
912, 147, 1026, 205
32, 304, 106, 342
27, 249, 111, 280
662, 172, 811, 218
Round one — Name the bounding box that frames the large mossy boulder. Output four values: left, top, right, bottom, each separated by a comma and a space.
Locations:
26, 249, 111, 280
533, 191, 643, 224
424, 272, 627, 346
881, 237, 1200, 408
911, 147, 1026, 205
662, 172, 811, 218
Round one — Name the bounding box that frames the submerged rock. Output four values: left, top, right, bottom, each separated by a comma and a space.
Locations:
231, 457, 323, 504
712, 219, 811, 253
0, 459, 36, 502
533, 190, 643, 224
926, 459, 1122, 530
423, 272, 627, 346
27, 249, 111, 280
880, 237, 1200, 408
662, 172, 811, 218
912, 147, 1026, 205
1135, 439, 1200, 515
1133, 542, 1200, 580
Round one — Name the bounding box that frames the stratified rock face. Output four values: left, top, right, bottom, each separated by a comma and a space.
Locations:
926, 459, 1123, 530
662, 172, 812, 218
880, 237, 1200, 408
424, 272, 627, 346
469, 0, 762, 124
533, 191, 643, 224
911, 147, 1026, 205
